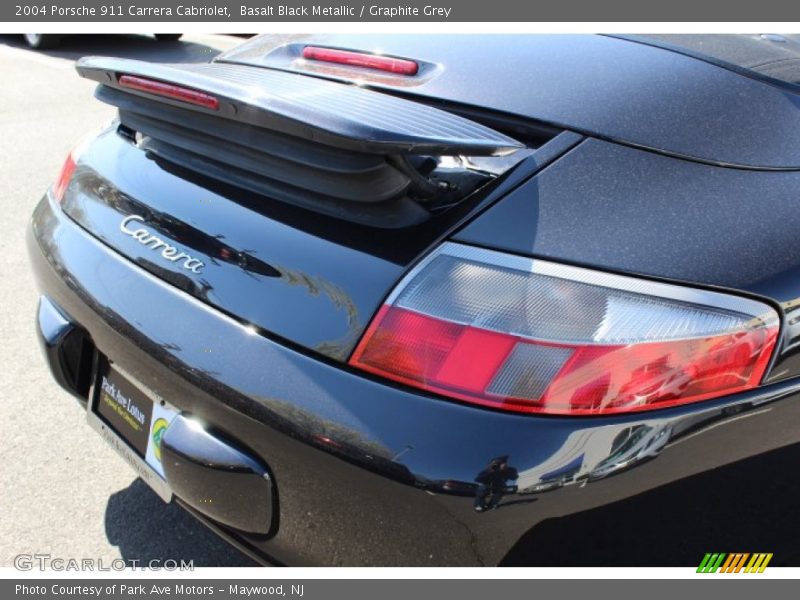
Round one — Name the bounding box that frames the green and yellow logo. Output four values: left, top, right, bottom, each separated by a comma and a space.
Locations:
151, 418, 170, 462
697, 553, 773, 573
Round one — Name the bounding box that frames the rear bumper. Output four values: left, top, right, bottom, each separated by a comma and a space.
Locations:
29, 193, 800, 566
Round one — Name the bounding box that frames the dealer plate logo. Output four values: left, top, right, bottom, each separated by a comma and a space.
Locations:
151, 418, 169, 462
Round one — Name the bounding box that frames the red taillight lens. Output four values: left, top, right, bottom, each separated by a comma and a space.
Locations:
118, 75, 220, 110
349, 243, 780, 415
52, 152, 76, 204
301, 46, 419, 76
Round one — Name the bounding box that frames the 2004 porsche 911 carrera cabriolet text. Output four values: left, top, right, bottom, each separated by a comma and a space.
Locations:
28, 34, 800, 566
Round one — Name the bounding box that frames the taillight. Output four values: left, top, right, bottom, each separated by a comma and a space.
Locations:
349, 243, 780, 415
301, 46, 419, 76
52, 152, 76, 204
118, 75, 220, 110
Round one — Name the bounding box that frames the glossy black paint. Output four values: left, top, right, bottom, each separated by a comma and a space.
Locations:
77, 56, 523, 157
36, 296, 93, 404
28, 195, 800, 565
221, 34, 800, 169
454, 138, 800, 383
161, 415, 275, 536
28, 34, 800, 566
60, 126, 580, 361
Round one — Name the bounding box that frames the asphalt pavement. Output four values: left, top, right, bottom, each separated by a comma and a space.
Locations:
0, 33, 258, 568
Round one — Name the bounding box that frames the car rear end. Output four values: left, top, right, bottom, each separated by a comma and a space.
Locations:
28, 35, 800, 566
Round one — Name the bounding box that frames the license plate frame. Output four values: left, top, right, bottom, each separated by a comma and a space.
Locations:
86, 354, 178, 502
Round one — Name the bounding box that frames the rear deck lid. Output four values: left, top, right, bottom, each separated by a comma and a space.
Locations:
218, 34, 800, 169
63, 58, 577, 359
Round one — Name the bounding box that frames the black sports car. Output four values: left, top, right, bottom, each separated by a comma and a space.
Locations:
28, 34, 800, 566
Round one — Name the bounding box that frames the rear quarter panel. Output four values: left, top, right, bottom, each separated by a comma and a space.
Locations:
455, 138, 800, 382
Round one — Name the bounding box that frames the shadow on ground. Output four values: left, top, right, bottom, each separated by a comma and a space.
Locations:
105, 479, 258, 567
0, 33, 229, 64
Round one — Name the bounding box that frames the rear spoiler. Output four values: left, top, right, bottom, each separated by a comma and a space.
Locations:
75, 56, 523, 157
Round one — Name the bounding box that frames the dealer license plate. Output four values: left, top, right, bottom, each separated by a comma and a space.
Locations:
87, 355, 179, 501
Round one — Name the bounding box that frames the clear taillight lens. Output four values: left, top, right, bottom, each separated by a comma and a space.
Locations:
349, 243, 779, 415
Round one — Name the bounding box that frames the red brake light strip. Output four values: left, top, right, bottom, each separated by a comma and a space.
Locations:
118, 75, 220, 110
301, 46, 419, 76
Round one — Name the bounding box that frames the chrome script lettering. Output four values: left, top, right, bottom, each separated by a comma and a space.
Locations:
119, 215, 204, 274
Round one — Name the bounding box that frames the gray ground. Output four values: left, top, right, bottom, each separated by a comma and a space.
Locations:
0, 33, 258, 568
